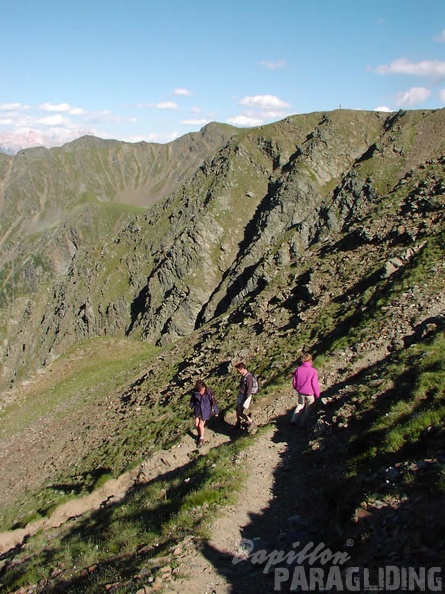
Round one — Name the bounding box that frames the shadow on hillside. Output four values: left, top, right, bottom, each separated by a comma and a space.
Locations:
126, 285, 149, 336
0, 417, 250, 593
2, 332, 444, 593
196, 340, 445, 593
50, 468, 113, 497
195, 183, 281, 328
185, 412, 238, 444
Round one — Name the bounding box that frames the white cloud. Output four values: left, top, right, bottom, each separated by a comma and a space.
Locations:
0, 125, 94, 151
0, 102, 29, 111
0, 101, 146, 151
374, 106, 393, 112
396, 86, 431, 106
375, 58, 445, 78
85, 110, 122, 125
0, 112, 34, 130
36, 114, 68, 126
39, 102, 85, 115
123, 131, 180, 144
434, 30, 445, 43
227, 115, 263, 127
40, 102, 70, 112
228, 94, 293, 129
173, 88, 191, 96
260, 110, 291, 120
439, 89, 445, 102
260, 60, 286, 70
181, 118, 209, 125
239, 94, 290, 109
153, 102, 178, 110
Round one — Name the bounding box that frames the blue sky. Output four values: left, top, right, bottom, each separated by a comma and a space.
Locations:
1, 0, 445, 151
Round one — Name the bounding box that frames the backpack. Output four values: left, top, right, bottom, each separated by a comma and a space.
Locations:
250, 373, 259, 395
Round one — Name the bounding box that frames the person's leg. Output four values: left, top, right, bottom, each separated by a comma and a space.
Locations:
299, 395, 315, 428
291, 393, 305, 424
237, 403, 251, 426
235, 404, 242, 426
199, 419, 206, 440
243, 402, 252, 425
198, 419, 205, 439
197, 419, 206, 446
235, 394, 245, 427
194, 416, 200, 436
237, 408, 249, 424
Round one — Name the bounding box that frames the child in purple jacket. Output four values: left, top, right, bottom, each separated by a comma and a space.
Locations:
190, 380, 219, 447
291, 353, 320, 427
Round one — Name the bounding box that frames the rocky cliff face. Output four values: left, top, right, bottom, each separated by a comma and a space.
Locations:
0, 109, 444, 391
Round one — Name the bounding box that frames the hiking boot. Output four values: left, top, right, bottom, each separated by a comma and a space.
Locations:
197, 438, 205, 448
246, 420, 257, 433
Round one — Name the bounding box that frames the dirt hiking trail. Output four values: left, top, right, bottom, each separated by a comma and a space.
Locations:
0, 389, 323, 593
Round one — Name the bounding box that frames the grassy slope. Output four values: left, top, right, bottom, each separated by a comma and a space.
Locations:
1, 276, 444, 593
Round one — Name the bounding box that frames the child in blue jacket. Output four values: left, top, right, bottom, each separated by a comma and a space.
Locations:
190, 380, 219, 447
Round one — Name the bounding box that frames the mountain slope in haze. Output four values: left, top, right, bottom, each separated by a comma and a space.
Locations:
0, 122, 239, 386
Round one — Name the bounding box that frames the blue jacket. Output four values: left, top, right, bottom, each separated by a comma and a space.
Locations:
190, 388, 218, 421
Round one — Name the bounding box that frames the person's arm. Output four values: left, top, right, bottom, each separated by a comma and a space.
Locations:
312, 372, 321, 398
209, 390, 219, 416
292, 369, 298, 391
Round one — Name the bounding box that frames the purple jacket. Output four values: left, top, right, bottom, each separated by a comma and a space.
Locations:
190, 388, 218, 421
292, 362, 320, 398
